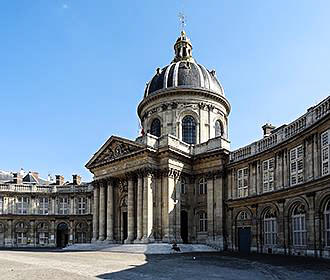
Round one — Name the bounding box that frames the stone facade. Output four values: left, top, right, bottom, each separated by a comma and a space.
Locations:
86, 30, 330, 258
0, 175, 93, 248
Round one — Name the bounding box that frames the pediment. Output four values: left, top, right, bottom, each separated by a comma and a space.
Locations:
86, 136, 145, 169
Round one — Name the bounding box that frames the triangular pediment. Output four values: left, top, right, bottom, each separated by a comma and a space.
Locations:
86, 136, 145, 169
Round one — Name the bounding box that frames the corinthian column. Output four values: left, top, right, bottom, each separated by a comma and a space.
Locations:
135, 175, 143, 242
142, 171, 154, 243
98, 182, 106, 241
106, 179, 114, 242
125, 177, 135, 243
92, 183, 99, 242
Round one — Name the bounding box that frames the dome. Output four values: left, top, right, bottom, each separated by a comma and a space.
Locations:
144, 31, 224, 97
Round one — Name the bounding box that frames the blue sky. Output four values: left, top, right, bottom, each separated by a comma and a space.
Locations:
0, 0, 329, 182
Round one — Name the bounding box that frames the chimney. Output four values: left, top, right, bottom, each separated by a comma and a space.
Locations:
55, 175, 65, 185
72, 174, 81, 185
262, 123, 276, 137
13, 173, 22, 185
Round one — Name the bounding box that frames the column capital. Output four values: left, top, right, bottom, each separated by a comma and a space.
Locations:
162, 168, 181, 179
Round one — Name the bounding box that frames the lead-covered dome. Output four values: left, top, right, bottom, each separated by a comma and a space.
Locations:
144, 31, 224, 97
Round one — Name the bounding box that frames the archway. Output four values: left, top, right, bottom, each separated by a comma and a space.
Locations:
56, 222, 69, 248
181, 210, 188, 243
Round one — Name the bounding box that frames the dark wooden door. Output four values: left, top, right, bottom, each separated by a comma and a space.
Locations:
181, 210, 188, 243
238, 227, 251, 254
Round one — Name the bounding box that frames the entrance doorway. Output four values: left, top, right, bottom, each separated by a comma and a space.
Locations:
181, 210, 188, 243
122, 212, 128, 243
56, 222, 69, 248
238, 227, 251, 254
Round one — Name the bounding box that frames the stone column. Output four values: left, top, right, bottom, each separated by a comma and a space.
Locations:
135, 175, 143, 242
162, 169, 176, 242
92, 184, 99, 242
125, 177, 135, 243
142, 172, 154, 242
98, 182, 106, 241
214, 173, 224, 249
207, 175, 214, 242
175, 176, 182, 242
106, 179, 114, 243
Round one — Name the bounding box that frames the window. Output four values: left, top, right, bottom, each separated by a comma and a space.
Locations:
17, 197, 29, 214
180, 178, 186, 194
292, 205, 307, 246
77, 197, 87, 214
0, 196, 3, 214
16, 232, 27, 245
290, 145, 304, 186
182, 115, 196, 144
321, 130, 330, 176
38, 232, 49, 245
237, 168, 249, 198
199, 212, 208, 232
325, 200, 330, 247
150, 118, 161, 137
38, 197, 49, 215
263, 210, 277, 245
198, 178, 207, 195
238, 211, 249, 221
215, 120, 223, 137
59, 197, 69, 215
263, 158, 275, 193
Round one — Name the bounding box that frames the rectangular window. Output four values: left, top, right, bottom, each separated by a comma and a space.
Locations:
78, 197, 87, 214
199, 212, 208, 232
0, 196, 3, 214
16, 232, 27, 245
59, 197, 69, 215
16, 197, 29, 214
292, 214, 307, 246
38, 232, 49, 245
290, 145, 304, 186
263, 158, 275, 193
321, 130, 330, 176
38, 197, 49, 215
264, 218, 277, 245
237, 168, 249, 198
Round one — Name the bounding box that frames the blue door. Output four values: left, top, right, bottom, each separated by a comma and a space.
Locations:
238, 227, 251, 254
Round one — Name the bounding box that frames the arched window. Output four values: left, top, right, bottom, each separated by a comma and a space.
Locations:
199, 178, 207, 195
182, 115, 196, 144
263, 209, 277, 245
150, 118, 161, 137
237, 211, 250, 221
180, 178, 186, 194
324, 200, 330, 247
291, 204, 307, 246
215, 120, 223, 137
199, 212, 208, 232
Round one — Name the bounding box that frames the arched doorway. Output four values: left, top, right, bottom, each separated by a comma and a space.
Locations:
56, 222, 69, 248
181, 210, 188, 243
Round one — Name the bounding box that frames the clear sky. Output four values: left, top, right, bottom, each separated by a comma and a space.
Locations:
0, 0, 329, 182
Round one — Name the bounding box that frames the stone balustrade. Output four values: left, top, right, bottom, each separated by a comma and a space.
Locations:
230, 96, 330, 163
0, 183, 92, 194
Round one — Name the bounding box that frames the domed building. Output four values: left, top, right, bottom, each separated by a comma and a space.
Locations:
86, 30, 230, 247
86, 30, 330, 258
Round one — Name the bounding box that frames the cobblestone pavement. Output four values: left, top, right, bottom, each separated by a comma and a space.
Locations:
0, 249, 329, 280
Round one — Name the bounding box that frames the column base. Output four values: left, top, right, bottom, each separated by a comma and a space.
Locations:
97, 236, 105, 242
105, 238, 115, 244
141, 236, 155, 243
133, 238, 143, 244
91, 238, 98, 243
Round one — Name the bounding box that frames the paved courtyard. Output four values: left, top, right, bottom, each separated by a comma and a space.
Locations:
0, 249, 329, 280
